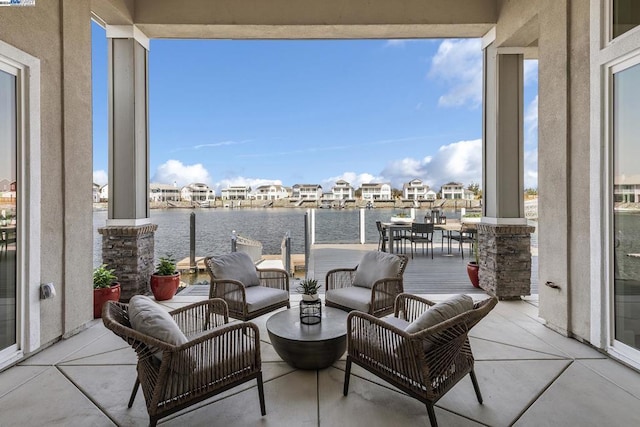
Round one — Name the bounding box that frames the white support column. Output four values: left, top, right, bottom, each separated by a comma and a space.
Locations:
480, 38, 533, 299
482, 40, 526, 224
106, 25, 150, 225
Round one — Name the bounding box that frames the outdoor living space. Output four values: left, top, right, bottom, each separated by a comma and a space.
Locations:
1, 293, 639, 426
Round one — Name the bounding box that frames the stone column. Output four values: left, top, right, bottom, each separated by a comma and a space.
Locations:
99, 224, 158, 301
480, 37, 533, 299
477, 223, 535, 299
101, 26, 155, 299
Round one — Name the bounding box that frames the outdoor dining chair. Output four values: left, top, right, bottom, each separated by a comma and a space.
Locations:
408, 222, 434, 259
344, 293, 498, 427
376, 220, 403, 252
102, 297, 266, 427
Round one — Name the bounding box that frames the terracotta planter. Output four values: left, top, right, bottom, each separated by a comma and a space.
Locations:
466, 262, 480, 288
150, 273, 180, 301
93, 283, 121, 319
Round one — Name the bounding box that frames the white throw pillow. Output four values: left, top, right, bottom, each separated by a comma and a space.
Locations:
128, 295, 188, 347
208, 252, 261, 287
404, 294, 474, 334
352, 251, 402, 289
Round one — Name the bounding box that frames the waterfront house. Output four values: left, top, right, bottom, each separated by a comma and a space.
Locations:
425, 190, 437, 201
221, 185, 251, 200
292, 184, 322, 200
92, 183, 101, 203
614, 175, 640, 203
149, 183, 181, 202
253, 184, 289, 201
180, 182, 215, 202
3, 2, 640, 424
403, 178, 430, 200
98, 184, 109, 202
441, 182, 466, 200
331, 180, 354, 200
360, 182, 392, 201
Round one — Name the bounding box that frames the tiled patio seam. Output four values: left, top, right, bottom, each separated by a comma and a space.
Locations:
508, 360, 574, 426
55, 364, 119, 426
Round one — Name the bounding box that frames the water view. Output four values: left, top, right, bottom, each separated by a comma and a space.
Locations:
92, 207, 469, 267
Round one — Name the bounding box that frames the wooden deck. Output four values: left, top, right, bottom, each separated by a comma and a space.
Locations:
178, 242, 538, 296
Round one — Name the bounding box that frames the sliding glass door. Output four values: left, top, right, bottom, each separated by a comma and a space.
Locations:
0, 66, 17, 356
612, 61, 640, 356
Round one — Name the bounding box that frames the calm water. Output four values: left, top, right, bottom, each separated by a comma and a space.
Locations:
92, 207, 465, 266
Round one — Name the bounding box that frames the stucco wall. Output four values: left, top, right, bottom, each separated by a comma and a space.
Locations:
495, 0, 592, 341
0, 0, 93, 346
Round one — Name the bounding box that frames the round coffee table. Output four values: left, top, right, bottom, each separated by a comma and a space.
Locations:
266, 306, 348, 370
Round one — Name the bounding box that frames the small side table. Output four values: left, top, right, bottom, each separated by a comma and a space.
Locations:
266, 306, 348, 370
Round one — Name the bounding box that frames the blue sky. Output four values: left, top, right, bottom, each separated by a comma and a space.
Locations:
92, 22, 539, 193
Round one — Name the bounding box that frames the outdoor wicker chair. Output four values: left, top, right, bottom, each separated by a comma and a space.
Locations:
205, 252, 290, 320
102, 297, 265, 427
325, 251, 408, 317
343, 293, 498, 427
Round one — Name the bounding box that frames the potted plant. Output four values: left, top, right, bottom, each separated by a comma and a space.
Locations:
93, 264, 120, 318
466, 231, 480, 288
150, 254, 180, 301
297, 277, 321, 301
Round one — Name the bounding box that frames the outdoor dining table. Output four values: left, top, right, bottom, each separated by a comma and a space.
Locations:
381, 222, 412, 254
434, 222, 477, 255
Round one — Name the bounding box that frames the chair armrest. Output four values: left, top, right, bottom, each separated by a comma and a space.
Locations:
394, 293, 436, 322
347, 311, 423, 377
161, 322, 261, 390
257, 268, 290, 291
369, 278, 404, 317
325, 268, 356, 291
170, 298, 229, 336
209, 277, 246, 307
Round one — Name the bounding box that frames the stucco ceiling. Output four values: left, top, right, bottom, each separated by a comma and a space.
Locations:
92, 0, 499, 39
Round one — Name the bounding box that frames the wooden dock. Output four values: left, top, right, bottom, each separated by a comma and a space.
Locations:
177, 253, 306, 275
178, 242, 538, 296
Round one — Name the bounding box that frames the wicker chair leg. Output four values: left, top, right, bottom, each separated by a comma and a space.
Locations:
128, 378, 140, 408
426, 403, 438, 427
343, 357, 352, 396
149, 416, 158, 427
469, 369, 483, 404
257, 373, 266, 416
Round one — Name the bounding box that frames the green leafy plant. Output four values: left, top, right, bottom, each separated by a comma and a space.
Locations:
93, 264, 117, 289
155, 255, 177, 276
297, 278, 321, 295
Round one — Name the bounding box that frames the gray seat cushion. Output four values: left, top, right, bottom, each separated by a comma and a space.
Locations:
383, 316, 410, 330
352, 251, 402, 289
244, 286, 289, 313
208, 252, 261, 287
405, 294, 474, 334
326, 286, 371, 313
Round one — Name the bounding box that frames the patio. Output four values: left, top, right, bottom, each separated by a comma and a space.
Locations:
1, 292, 639, 426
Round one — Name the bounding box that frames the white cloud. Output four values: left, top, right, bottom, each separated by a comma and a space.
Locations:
524, 60, 539, 86
428, 39, 482, 109
377, 139, 481, 190
524, 95, 538, 147
153, 160, 212, 187
93, 170, 108, 186
524, 95, 539, 189
524, 149, 538, 189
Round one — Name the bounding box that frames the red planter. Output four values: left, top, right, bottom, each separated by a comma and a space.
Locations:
93, 283, 121, 319
466, 262, 480, 288
150, 273, 180, 301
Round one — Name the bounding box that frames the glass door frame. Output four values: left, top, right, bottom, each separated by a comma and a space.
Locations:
0, 42, 41, 371
607, 53, 640, 368
0, 60, 19, 364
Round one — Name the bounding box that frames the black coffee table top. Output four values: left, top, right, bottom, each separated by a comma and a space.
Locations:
266, 306, 348, 342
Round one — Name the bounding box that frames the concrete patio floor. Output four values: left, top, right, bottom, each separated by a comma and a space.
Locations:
1, 294, 640, 426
